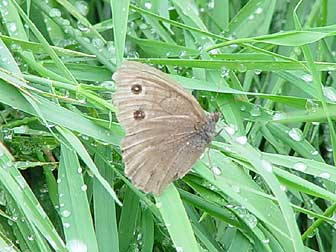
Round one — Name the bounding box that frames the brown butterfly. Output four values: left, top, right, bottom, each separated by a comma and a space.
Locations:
112, 61, 219, 195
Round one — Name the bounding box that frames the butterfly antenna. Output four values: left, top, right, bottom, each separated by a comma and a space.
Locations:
215, 127, 225, 138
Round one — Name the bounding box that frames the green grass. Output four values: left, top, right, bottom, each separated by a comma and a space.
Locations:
0, 0, 335, 251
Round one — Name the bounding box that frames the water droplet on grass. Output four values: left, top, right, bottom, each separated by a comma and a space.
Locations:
261, 160, 272, 173
49, 8, 61, 17
293, 162, 307, 172
235, 136, 247, 145
319, 172, 331, 179
67, 240, 87, 252
288, 128, 303, 141
144, 2, 152, 9
211, 166, 222, 176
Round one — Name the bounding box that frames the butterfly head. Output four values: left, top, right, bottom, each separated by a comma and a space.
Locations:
208, 112, 220, 123
196, 112, 220, 145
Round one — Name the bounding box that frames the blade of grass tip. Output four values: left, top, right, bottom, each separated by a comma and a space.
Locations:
10, 0, 77, 83
57, 126, 122, 206
293, 1, 336, 164
111, 0, 130, 66
155, 185, 200, 252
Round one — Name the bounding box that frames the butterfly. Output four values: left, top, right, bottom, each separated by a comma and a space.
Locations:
112, 61, 219, 195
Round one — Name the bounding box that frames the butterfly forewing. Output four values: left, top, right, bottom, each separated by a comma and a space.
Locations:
112, 61, 213, 195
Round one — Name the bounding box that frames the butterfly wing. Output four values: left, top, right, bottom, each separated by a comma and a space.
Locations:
112, 61, 207, 194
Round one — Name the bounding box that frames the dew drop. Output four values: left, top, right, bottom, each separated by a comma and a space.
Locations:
250, 105, 261, 117
144, 1, 152, 9
62, 210, 71, 218
280, 185, 287, 191
139, 23, 148, 30
224, 125, 236, 135
232, 185, 240, 193
301, 74, 312, 83
49, 8, 61, 17
235, 136, 247, 145
319, 172, 331, 179
176, 246, 184, 252
255, 7, 263, 14
262, 239, 270, 244
237, 64, 247, 72
224, 146, 232, 152
220, 67, 229, 78
81, 184, 87, 191
179, 50, 187, 57
272, 112, 286, 121
293, 162, 307, 172
288, 128, 303, 141
305, 99, 319, 113
67, 240, 87, 252
261, 160, 272, 173
7, 22, 17, 32
92, 37, 104, 49
155, 202, 162, 208
74, 0, 89, 16
248, 14, 254, 20
245, 214, 257, 228
211, 166, 222, 176
77, 21, 89, 32
323, 87, 336, 102
207, 0, 215, 9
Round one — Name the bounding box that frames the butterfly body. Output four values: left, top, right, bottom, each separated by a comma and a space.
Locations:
112, 61, 218, 195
